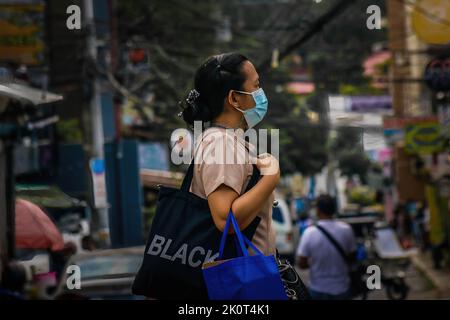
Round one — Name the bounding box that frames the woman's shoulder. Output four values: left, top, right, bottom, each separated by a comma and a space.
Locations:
201, 126, 227, 141
194, 127, 250, 166
197, 127, 246, 149
202, 126, 239, 139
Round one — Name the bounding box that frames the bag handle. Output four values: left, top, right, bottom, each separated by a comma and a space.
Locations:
242, 234, 263, 255
219, 210, 247, 259
218, 210, 263, 260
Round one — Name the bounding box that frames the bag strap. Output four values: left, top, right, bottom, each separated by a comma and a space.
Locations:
181, 127, 261, 193
180, 161, 195, 192
219, 210, 248, 259
315, 224, 350, 265
218, 210, 264, 260
245, 164, 260, 192
181, 161, 259, 193
180, 135, 261, 194
242, 234, 263, 255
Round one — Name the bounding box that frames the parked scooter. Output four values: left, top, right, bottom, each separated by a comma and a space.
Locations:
339, 216, 413, 300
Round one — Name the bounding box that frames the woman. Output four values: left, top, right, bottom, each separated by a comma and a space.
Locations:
181, 52, 279, 255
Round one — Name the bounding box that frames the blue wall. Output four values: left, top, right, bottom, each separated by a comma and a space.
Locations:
105, 140, 143, 247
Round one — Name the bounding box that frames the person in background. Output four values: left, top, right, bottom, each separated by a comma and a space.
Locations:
423, 202, 431, 250
405, 198, 417, 217
414, 201, 427, 250
0, 262, 26, 300
50, 242, 77, 283
393, 203, 413, 248
296, 195, 356, 300
298, 211, 313, 238
81, 235, 97, 252
406, 198, 421, 247
402, 209, 414, 248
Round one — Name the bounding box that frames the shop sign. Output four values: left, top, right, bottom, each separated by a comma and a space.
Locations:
405, 122, 445, 154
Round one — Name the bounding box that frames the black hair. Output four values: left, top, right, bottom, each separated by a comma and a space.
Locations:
316, 194, 337, 216
181, 52, 249, 126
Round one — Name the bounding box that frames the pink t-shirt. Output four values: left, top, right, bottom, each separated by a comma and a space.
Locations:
189, 127, 276, 255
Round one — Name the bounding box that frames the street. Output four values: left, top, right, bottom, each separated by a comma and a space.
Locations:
296, 261, 444, 300
0, 0, 449, 303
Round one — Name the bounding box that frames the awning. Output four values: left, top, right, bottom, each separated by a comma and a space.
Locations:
15, 184, 86, 209
0, 82, 63, 106
140, 169, 183, 189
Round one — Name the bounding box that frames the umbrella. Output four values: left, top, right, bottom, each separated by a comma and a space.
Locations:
15, 198, 64, 251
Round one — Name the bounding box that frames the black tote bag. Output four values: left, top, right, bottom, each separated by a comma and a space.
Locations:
132, 160, 261, 300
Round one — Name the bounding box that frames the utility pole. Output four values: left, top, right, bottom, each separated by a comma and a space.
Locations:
387, 0, 408, 117
84, 0, 111, 247
0, 141, 7, 283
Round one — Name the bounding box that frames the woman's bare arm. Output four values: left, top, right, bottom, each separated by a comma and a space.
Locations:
207, 154, 280, 231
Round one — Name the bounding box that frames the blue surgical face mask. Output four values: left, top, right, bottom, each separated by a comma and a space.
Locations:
234, 88, 268, 128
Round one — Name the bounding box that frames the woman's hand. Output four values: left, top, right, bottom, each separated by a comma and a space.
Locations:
256, 153, 280, 178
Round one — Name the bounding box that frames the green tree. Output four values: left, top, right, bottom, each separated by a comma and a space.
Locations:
331, 126, 371, 183
261, 66, 329, 175
116, 0, 220, 141
337, 150, 371, 184
301, 0, 387, 92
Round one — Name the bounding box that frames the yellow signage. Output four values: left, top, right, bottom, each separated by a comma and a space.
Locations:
411, 0, 450, 45
0, 3, 45, 65
405, 122, 445, 154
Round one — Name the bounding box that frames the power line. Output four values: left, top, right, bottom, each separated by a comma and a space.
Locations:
258, 0, 358, 72
263, 0, 311, 52
257, 0, 450, 73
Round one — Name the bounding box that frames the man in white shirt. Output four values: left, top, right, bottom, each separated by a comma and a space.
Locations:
296, 195, 356, 299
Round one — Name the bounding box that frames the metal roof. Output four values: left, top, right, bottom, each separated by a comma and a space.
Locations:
0, 82, 63, 106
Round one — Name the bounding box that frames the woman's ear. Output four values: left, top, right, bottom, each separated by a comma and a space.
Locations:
227, 90, 239, 108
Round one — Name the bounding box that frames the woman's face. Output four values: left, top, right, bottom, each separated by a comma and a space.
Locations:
233, 60, 260, 111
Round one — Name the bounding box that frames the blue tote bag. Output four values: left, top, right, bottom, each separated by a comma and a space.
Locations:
202, 211, 288, 300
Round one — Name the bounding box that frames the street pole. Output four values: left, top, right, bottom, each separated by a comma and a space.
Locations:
387, 0, 407, 118
0, 141, 7, 282
84, 0, 111, 247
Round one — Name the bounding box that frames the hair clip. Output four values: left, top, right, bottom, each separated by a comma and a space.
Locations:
187, 89, 200, 101
186, 89, 200, 111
